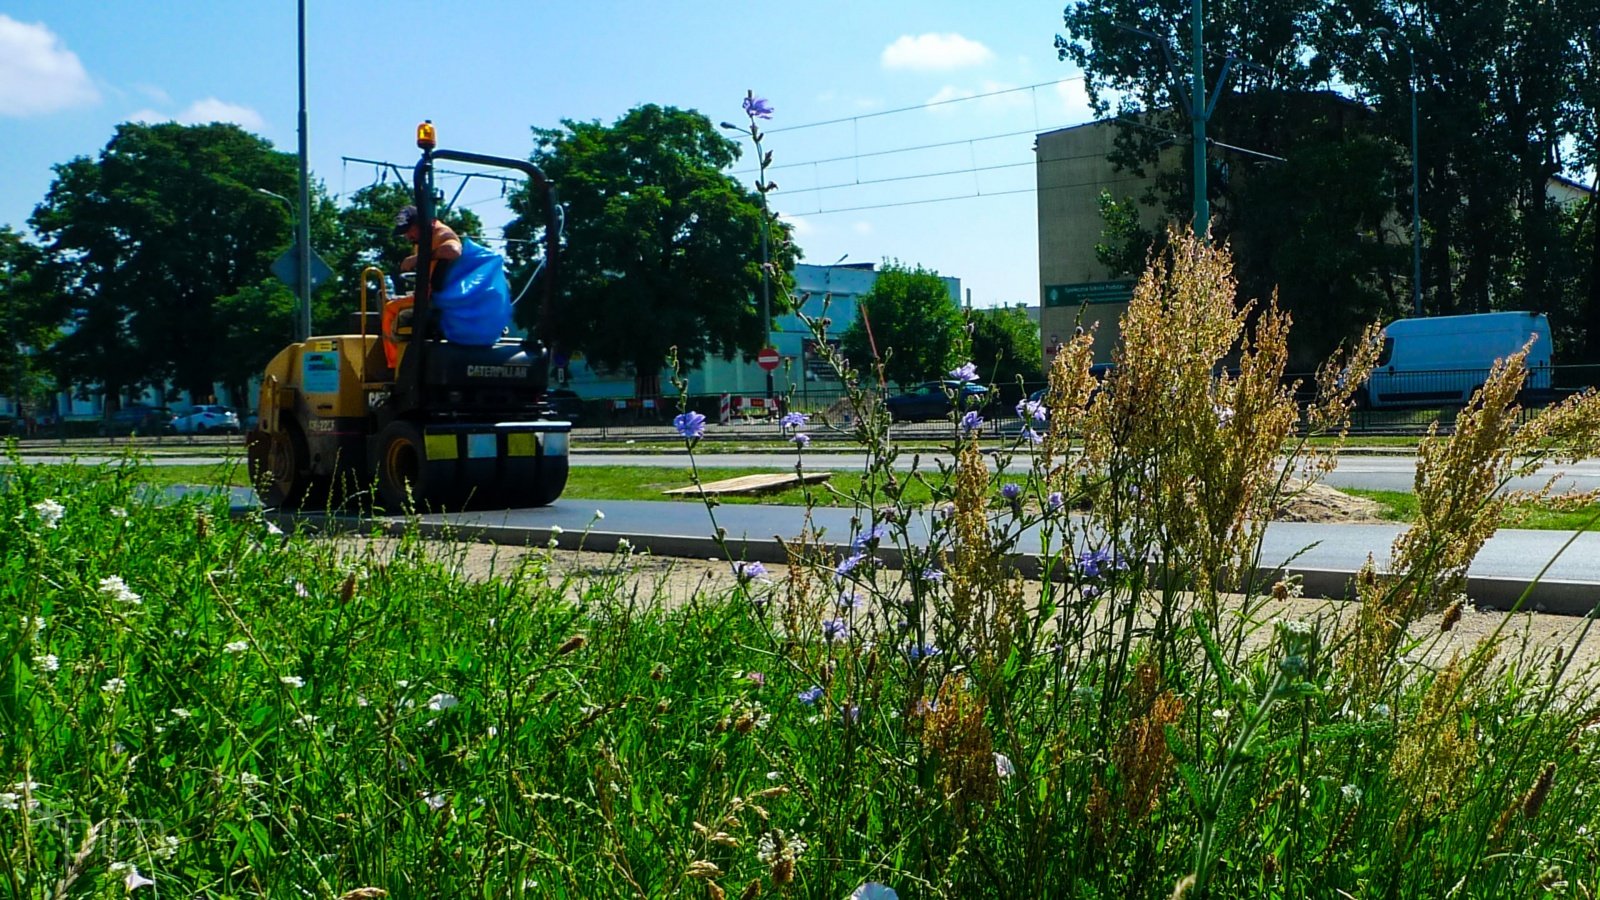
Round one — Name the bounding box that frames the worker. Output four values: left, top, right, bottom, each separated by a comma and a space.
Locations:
383, 205, 464, 369
395, 204, 462, 288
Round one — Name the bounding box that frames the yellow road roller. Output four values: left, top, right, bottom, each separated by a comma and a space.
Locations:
246, 122, 570, 511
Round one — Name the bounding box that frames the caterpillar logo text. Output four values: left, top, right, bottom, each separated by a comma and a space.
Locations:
466, 364, 530, 379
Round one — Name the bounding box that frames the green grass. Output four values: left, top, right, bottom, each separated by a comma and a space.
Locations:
10, 461, 1600, 897
1345, 487, 1600, 530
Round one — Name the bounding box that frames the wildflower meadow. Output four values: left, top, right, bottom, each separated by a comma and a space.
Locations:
9, 231, 1600, 898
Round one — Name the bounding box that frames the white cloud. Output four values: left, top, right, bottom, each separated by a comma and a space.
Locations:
178, 98, 266, 131
852, 221, 873, 235
779, 213, 814, 238
925, 80, 1029, 114
0, 15, 99, 116
1054, 79, 1096, 124
881, 33, 994, 72
128, 97, 267, 132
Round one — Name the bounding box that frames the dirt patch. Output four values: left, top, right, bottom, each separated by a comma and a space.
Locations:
335, 536, 1600, 675
1274, 482, 1386, 524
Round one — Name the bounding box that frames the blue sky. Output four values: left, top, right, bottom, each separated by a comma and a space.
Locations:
2, 1, 1096, 308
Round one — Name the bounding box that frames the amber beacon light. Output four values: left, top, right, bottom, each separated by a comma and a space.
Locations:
416, 120, 437, 150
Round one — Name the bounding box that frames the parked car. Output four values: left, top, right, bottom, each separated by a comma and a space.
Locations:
98, 405, 178, 437
885, 380, 990, 423
545, 389, 582, 422
174, 404, 241, 435
1026, 363, 1117, 407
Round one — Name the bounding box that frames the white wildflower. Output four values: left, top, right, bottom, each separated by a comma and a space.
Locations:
223, 640, 248, 654
98, 576, 142, 605
292, 713, 318, 729
121, 864, 155, 890
149, 835, 180, 860
279, 675, 304, 688
1341, 784, 1363, 804
422, 792, 449, 811
37, 654, 60, 673
171, 708, 193, 719
110, 506, 127, 518
594, 509, 605, 520
615, 537, 632, 553
265, 521, 283, 536
102, 677, 127, 695
31, 499, 65, 529
0, 792, 39, 811
994, 753, 1016, 778
427, 693, 459, 711
549, 525, 564, 536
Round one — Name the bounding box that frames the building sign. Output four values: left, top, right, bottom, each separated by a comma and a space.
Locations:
1044, 280, 1136, 307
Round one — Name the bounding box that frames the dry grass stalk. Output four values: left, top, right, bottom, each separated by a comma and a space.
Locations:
1390, 659, 1478, 825
925, 675, 1000, 823
947, 438, 1025, 668
1089, 661, 1184, 844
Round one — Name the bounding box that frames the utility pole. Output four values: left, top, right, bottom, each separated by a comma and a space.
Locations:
1190, 0, 1209, 236
295, 0, 313, 340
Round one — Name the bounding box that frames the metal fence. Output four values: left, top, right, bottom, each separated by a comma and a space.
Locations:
572, 364, 1600, 441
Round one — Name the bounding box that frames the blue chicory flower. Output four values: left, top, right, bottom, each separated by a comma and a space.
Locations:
842, 702, 861, 724
960, 410, 983, 433
821, 618, 850, 642
906, 643, 941, 662
922, 567, 945, 583
734, 560, 767, 582
744, 94, 775, 119
797, 685, 823, 705
949, 362, 979, 382
673, 410, 706, 439
1047, 491, 1064, 511
835, 552, 866, 577
1077, 547, 1114, 579
1016, 398, 1047, 423
1021, 426, 1043, 445
850, 882, 899, 900
792, 432, 811, 449
780, 411, 809, 430
1001, 482, 1022, 501
852, 524, 889, 551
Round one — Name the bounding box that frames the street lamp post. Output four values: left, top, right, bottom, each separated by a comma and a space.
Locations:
1378, 27, 1423, 316
257, 188, 312, 338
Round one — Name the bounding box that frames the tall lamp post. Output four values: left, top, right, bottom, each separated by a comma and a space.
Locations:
1377, 27, 1423, 316
257, 187, 312, 337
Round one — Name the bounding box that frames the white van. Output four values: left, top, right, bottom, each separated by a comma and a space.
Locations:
1363, 312, 1552, 408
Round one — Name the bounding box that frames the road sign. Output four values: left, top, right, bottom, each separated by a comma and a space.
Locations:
757, 347, 781, 371
271, 243, 334, 293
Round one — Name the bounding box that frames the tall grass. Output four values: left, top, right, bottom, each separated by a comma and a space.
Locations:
9, 231, 1600, 897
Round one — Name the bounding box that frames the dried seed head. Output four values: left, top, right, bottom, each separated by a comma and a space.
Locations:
685, 860, 723, 878
707, 881, 726, 900
338, 890, 389, 900
650, 662, 667, 681
739, 880, 762, 900
1522, 762, 1557, 820
1440, 600, 1462, 633
195, 511, 210, 541
770, 857, 794, 886
340, 571, 359, 605
558, 635, 587, 655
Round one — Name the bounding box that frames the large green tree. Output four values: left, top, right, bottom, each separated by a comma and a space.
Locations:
968, 305, 1043, 393
1058, 0, 1600, 362
841, 262, 964, 389
0, 227, 62, 409
29, 122, 338, 404
502, 104, 795, 393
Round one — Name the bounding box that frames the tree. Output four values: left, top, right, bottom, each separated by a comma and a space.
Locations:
326, 181, 484, 303
968, 305, 1043, 392
29, 122, 330, 403
502, 104, 795, 395
1058, 0, 1595, 361
0, 227, 62, 410
840, 262, 964, 389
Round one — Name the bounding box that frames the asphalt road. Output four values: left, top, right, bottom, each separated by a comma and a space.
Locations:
11, 448, 1600, 496
567, 450, 1600, 496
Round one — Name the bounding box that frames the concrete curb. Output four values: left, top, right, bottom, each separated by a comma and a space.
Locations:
268, 511, 1600, 618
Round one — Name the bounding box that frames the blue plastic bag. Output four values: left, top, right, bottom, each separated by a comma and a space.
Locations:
432, 238, 512, 346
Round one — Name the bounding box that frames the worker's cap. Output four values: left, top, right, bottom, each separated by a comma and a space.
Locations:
393, 205, 418, 235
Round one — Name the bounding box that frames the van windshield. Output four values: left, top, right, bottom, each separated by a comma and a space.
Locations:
1377, 338, 1394, 367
